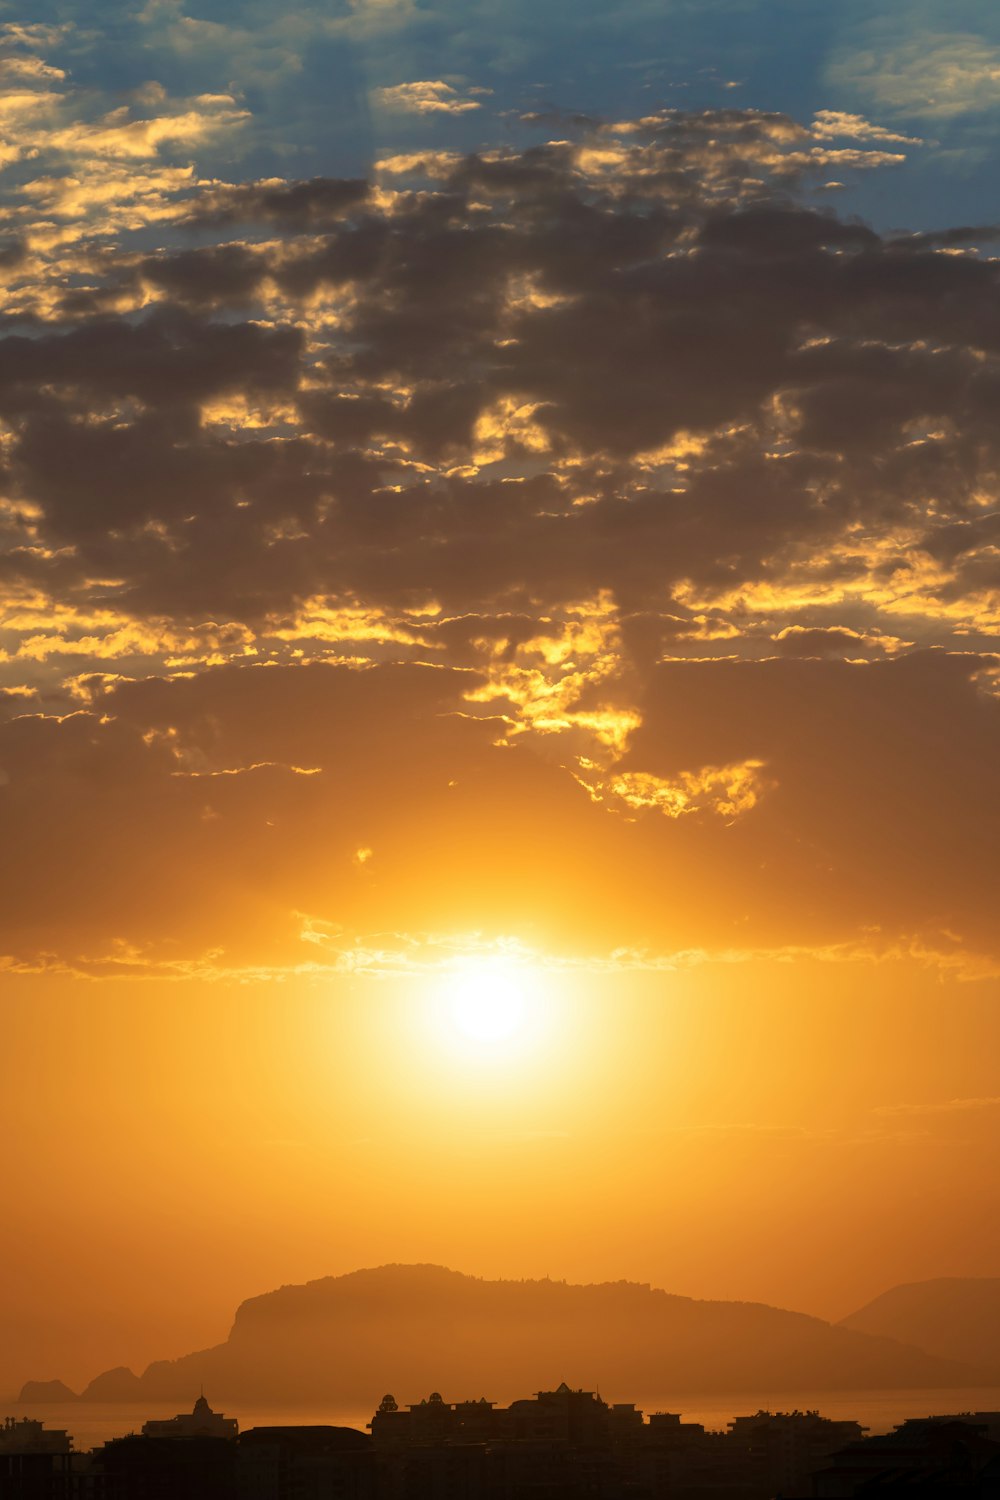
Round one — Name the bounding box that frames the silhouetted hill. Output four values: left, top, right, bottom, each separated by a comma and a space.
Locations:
81, 1366, 145, 1401
34, 1266, 983, 1407
841, 1278, 1000, 1376
17, 1379, 77, 1403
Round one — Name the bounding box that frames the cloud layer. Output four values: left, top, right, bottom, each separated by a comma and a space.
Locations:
1, 62, 998, 975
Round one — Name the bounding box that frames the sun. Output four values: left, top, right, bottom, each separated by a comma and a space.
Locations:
449, 970, 526, 1043
422, 954, 556, 1066
445, 964, 530, 1045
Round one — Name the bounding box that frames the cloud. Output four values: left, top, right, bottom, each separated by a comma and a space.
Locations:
181, 176, 370, 228
0, 47, 251, 272
2, 100, 1000, 971
138, 0, 356, 86
811, 109, 921, 144
874, 1097, 1000, 1117
829, 32, 1000, 120
2, 648, 999, 972
344, 0, 420, 32
0, 55, 66, 85
372, 81, 486, 115
0, 23, 71, 50
771, 626, 903, 659
598, 761, 770, 821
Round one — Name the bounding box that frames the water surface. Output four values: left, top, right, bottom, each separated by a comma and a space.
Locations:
8, 1388, 1000, 1450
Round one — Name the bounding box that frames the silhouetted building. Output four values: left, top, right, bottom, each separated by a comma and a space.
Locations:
0, 1421, 72, 1457
0, 1419, 77, 1500
239, 1426, 375, 1500
727, 1410, 865, 1495
141, 1395, 238, 1441
365, 1386, 883, 1498
507, 1383, 611, 1448
380, 1443, 488, 1500
10, 1388, 995, 1500
95, 1434, 237, 1499
371, 1393, 501, 1451
926, 1413, 1000, 1444
807, 1417, 1000, 1498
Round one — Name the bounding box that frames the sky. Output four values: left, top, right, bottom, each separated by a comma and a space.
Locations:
2, 0, 1000, 1397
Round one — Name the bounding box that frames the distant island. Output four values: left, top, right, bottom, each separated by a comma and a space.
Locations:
16, 1381, 77, 1405
18, 1266, 996, 1407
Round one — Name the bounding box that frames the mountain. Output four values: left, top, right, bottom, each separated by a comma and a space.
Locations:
80, 1366, 145, 1401
16, 1379, 78, 1403
840, 1278, 1000, 1377
26, 1265, 982, 1408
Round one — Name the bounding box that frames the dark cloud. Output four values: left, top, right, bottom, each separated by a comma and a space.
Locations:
886, 224, 1000, 252
2, 110, 999, 968
773, 626, 877, 658
618, 651, 1000, 953
0, 663, 620, 963
0, 309, 302, 415
138, 245, 269, 308
698, 205, 879, 255
2, 653, 998, 969
0, 239, 27, 270
182, 177, 370, 229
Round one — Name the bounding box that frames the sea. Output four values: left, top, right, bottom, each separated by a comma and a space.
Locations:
6, 1388, 1000, 1450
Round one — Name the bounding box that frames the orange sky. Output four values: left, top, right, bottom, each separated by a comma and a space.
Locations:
3, 955, 999, 1396
2, 14, 1000, 1402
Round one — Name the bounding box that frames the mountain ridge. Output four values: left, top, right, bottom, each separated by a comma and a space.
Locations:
840, 1276, 1000, 1376
19, 1264, 989, 1406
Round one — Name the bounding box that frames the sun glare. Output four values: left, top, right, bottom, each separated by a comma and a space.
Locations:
425, 958, 551, 1060
449, 969, 527, 1043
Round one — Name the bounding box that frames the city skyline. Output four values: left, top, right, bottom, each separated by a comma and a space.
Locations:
6, 1382, 1000, 1498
